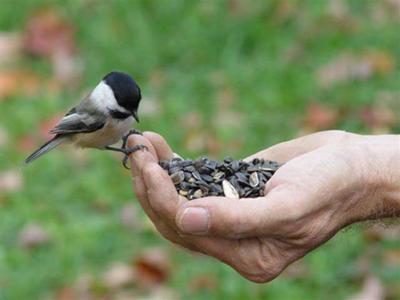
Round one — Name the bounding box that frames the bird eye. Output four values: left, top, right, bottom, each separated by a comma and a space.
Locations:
108, 108, 131, 119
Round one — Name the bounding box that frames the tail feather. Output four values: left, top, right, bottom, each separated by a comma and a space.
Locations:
24, 136, 66, 164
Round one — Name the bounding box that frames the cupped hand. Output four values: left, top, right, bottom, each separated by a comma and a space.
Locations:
127, 130, 395, 282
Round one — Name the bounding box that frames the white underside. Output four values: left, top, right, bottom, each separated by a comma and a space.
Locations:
71, 116, 134, 148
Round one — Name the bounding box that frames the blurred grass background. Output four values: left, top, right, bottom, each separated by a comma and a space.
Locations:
0, 0, 400, 299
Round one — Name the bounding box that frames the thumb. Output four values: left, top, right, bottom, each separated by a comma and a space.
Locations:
246, 130, 354, 163
175, 188, 299, 239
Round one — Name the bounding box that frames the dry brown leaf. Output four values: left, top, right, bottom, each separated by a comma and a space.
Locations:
382, 249, 400, 267
183, 130, 207, 153
24, 8, 75, 57
102, 262, 135, 289
360, 105, 396, 132
0, 170, 23, 193
317, 52, 395, 87
317, 54, 372, 87
133, 248, 171, 288
18, 222, 50, 249
136, 287, 179, 300
24, 8, 81, 88
51, 50, 82, 88
0, 32, 23, 65
346, 275, 385, 300
190, 274, 218, 292
363, 224, 400, 242
327, 0, 350, 20
18, 135, 36, 152
303, 103, 339, 132
363, 51, 395, 75
55, 286, 76, 300
39, 114, 64, 141
0, 70, 40, 99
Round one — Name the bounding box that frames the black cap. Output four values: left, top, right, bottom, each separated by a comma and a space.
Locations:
103, 71, 141, 113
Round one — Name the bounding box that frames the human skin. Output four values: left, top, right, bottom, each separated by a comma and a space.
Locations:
128, 130, 400, 283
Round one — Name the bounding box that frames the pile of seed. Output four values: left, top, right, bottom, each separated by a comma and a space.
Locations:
159, 157, 280, 200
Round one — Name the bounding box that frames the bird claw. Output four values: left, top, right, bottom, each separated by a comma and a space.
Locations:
121, 129, 143, 149
120, 129, 145, 169
121, 144, 148, 169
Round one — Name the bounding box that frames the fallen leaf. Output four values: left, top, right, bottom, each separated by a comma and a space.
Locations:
363, 224, 400, 242
18, 135, 36, 152
102, 262, 135, 289
190, 274, 218, 292
51, 50, 82, 89
317, 54, 372, 87
74, 273, 94, 299
23, 8, 81, 88
0, 70, 40, 100
360, 105, 396, 132
0, 170, 23, 193
18, 222, 50, 249
39, 113, 64, 141
303, 103, 339, 131
327, 0, 350, 20
133, 248, 171, 287
273, 0, 298, 23
183, 130, 208, 153
346, 275, 385, 300
24, 8, 75, 57
382, 249, 400, 267
0, 32, 23, 65
228, 0, 250, 17
120, 203, 140, 229
55, 286, 76, 300
136, 287, 179, 300
363, 51, 395, 75
316, 51, 395, 87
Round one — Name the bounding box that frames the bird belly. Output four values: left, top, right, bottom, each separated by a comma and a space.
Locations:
72, 117, 134, 149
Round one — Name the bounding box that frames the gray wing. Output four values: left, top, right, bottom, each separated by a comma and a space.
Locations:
50, 106, 106, 134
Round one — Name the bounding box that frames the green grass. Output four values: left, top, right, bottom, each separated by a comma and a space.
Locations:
1, 1, 400, 299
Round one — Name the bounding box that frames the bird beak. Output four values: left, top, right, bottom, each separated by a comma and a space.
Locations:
132, 111, 139, 123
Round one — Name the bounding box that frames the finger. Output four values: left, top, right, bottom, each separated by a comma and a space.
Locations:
141, 162, 187, 228
143, 131, 174, 161
132, 163, 199, 251
175, 188, 300, 239
127, 134, 158, 176
246, 130, 353, 163
128, 135, 192, 247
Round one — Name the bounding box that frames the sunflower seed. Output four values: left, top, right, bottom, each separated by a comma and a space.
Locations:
222, 180, 239, 199
170, 171, 185, 185
179, 189, 189, 196
249, 172, 259, 187
193, 189, 203, 199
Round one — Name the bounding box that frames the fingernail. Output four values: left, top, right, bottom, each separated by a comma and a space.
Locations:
178, 207, 209, 234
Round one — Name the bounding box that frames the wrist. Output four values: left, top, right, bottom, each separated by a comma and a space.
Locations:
355, 135, 400, 221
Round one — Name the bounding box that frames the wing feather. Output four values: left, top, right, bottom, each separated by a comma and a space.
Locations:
50, 111, 106, 134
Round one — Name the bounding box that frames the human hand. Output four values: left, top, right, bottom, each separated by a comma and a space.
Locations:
128, 130, 400, 282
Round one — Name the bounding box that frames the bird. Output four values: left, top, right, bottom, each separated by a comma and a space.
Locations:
24, 71, 146, 168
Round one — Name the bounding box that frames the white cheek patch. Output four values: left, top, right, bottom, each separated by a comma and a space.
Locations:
91, 81, 129, 113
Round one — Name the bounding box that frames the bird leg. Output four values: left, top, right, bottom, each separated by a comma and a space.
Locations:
106, 129, 147, 169
121, 129, 143, 149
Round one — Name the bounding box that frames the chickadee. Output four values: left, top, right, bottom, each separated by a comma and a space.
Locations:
25, 71, 146, 168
